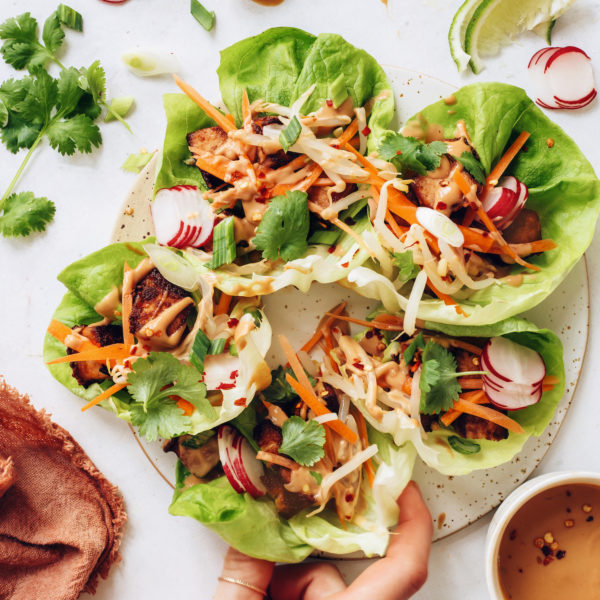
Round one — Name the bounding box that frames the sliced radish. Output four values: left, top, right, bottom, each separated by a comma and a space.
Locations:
152, 185, 214, 249
481, 186, 518, 221
230, 434, 266, 498
496, 177, 529, 229
416, 207, 464, 247
218, 426, 245, 494
529, 46, 597, 110
484, 381, 542, 411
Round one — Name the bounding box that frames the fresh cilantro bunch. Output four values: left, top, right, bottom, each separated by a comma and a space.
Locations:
253, 190, 310, 262
418, 339, 485, 414
279, 416, 326, 467
378, 132, 447, 176
127, 352, 214, 441
0, 6, 132, 238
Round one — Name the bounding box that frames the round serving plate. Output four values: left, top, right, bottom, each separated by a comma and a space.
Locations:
111, 66, 589, 545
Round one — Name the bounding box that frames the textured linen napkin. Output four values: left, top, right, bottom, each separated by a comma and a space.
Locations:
0, 379, 127, 600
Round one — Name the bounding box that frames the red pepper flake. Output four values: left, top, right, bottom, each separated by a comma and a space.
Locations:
437, 202, 448, 210
328, 245, 336, 254
234, 397, 247, 406
341, 261, 349, 268
326, 99, 333, 107
332, 144, 340, 149
410, 362, 420, 373
353, 361, 364, 370
130, 346, 137, 355
229, 370, 239, 380
257, 172, 265, 179
345, 493, 354, 503
543, 556, 554, 566
361, 126, 371, 136
227, 318, 239, 328
396, 150, 403, 155
216, 382, 236, 390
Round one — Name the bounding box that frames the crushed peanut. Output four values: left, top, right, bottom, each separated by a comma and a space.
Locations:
544, 532, 554, 544
564, 519, 575, 528
125, 207, 134, 216
534, 537, 544, 548
582, 504, 592, 513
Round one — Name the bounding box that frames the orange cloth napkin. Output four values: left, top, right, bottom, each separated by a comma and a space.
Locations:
0, 379, 127, 600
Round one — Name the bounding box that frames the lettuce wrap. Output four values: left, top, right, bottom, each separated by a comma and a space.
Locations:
169, 420, 416, 562
43, 241, 273, 440
152, 27, 394, 298
346, 82, 600, 326
335, 314, 564, 476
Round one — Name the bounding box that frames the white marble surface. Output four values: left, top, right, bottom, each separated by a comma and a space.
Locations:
0, 0, 599, 598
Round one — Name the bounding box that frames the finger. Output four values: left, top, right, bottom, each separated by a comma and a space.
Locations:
331, 482, 433, 600
270, 562, 347, 600
216, 547, 274, 599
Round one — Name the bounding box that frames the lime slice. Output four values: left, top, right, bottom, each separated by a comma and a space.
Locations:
464, 0, 575, 73
532, 18, 556, 45
448, 0, 483, 73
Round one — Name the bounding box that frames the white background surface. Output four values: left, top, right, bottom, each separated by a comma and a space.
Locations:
0, 0, 599, 598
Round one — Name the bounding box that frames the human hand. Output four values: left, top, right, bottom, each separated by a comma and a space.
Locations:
216, 481, 433, 600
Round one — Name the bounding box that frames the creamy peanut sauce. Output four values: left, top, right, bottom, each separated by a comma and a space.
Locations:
498, 484, 600, 599
94, 287, 121, 320
139, 296, 194, 350
444, 94, 457, 105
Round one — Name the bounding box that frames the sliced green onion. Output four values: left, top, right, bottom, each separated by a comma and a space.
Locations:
209, 338, 226, 355
279, 115, 302, 153
57, 4, 82, 31
105, 96, 135, 123
448, 436, 481, 455
308, 229, 341, 246
228, 342, 238, 357
329, 73, 348, 109
339, 198, 368, 221
190, 330, 211, 374
190, 0, 216, 31
210, 217, 236, 269
382, 340, 401, 363
121, 152, 152, 173
244, 307, 263, 327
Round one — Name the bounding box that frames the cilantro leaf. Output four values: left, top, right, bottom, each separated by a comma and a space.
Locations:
0, 77, 31, 111
253, 190, 310, 262
56, 66, 84, 116
393, 251, 420, 282
0, 99, 7, 127
0, 112, 41, 152
418, 340, 462, 414
403, 332, 425, 365
41, 12, 65, 55
262, 366, 298, 405
378, 131, 447, 176
130, 397, 191, 442
46, 113, 101, 155
16, 68, 57, 124
0, 191, 55, 236
279, 416, 326, 467
78, 60, 106, 102
455, 152, 486, 185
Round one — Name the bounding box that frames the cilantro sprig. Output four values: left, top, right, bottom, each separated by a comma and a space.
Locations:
127, 352, 215, 441
418, 340, 486, 414
279, 416, 326, 467
0, 6, 132, 238
378, 132, 447, 176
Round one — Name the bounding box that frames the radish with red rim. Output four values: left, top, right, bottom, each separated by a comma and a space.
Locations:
478, 176, 528, 230
230, 434, 267, 498
152, 185, 214, 249
218, 425, 246, 494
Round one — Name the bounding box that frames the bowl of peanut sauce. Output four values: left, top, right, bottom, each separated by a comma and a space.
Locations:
486, 472, 600, 600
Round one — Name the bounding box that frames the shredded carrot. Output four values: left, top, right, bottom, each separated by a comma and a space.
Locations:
486, 239, 558, 256
451, 398, 525, 434
351, 407, 375, 488
543, 375, 560, 385
47, 344, 131, 365
336, 118, 358, 147
241, 89, 251, 123
175, 397, 195, 416
321, 327, 340, 375
215, 293, 232, 316
295, 163, 323, 192
324, 313, 404, 332
385, 209, 408, 239
462, 206, 476, 227
440, 390, 486, 426
453, 168, 473, 196
330, 217, 375, 259
81, 382, 128, 412
174, 75, 236, 132
484, 131, 530, 192
456, 377, 483, 389
285, 373, 358, 444
225, 113, 235, 126
368, 313, 404, 328
122, 263, 134, 347
256, 451, 298, 470
427, 280, 469, 317
542, 384, 555, 392
324, 428, 336, 465
344, 142, 379, 178
194, 156, 229, 182
47, 319, 97, 352
300, 301, 347, 354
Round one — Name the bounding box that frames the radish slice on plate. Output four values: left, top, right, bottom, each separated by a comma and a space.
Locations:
480, 337, 546, 411
152, 185, 214, 249
218, 425, 246, 494
529, 46, 597, 110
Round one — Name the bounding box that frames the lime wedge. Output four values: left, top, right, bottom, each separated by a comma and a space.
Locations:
463, 0, 575, 73
532, 18, 556, 45
448, 0, 483, 73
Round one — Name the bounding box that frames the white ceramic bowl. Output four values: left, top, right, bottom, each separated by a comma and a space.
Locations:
485, 471, 600, 599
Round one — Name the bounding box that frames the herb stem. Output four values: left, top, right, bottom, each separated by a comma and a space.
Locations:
0, 130, 45, 210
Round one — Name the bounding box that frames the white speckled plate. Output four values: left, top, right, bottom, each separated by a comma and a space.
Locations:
111, 67, 589, 544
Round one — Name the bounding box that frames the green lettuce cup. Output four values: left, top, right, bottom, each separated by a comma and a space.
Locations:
43, 241, 272, 439
347, 82, 600, 326
343, 314, 564, 476
169, 423, 416, 562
